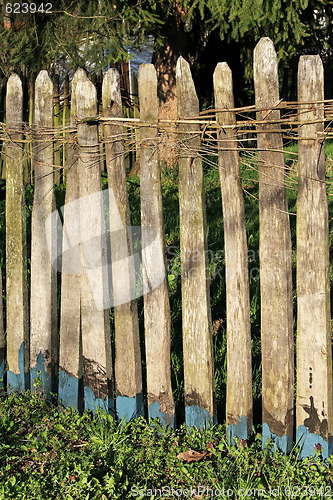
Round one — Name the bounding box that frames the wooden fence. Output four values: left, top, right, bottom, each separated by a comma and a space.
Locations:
0, 37, 333, 460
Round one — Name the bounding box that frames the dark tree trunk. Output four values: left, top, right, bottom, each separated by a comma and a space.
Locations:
152, 14, 190, 168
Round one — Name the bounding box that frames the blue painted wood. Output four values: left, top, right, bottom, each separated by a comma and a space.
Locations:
227, 416, 252, 445
262, 423, 293, 454
30, 351, 53, 393
84, 385, 108, 414
116, 393, 144, 423
185, 405, 216, 430
7, 342, 27, 393
148, 401, 176, 428
58, 369, 79, 411
296, 425, 333, 460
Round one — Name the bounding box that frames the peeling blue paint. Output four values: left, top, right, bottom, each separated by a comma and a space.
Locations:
58, 369, 79, 411
84, 385, 108, 414
148, 401, 176, 428
7, 342, 26, 393
227, 415, 251, 445
262, 422, 292, 453
116, 393, 144, 423
30, 351, 52, 395
185, 405, 215, 429
296, 425, 333, 460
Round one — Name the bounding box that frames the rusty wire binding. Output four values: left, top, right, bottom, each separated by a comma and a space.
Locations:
0, 99, 333, 200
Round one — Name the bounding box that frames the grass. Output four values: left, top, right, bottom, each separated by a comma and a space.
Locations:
1, 388, 333, 499
1, 141, 333, 497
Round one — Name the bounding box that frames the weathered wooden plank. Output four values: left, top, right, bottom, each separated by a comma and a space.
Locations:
253, 38, 294, 452
176, 56, 216, 428
58, 70, 82, 410
30, 70, 57, 395
102, 68, 142, 421
5, 74, 29, 392
296, 55, 333, 459
76, 70, 112, 414
213, 62, 252, 443
0, 264, 4, 388
139, 64, 175, 427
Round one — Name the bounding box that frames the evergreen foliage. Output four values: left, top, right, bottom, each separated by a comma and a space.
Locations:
0, 0, 160, 77
0, 0, 331, 79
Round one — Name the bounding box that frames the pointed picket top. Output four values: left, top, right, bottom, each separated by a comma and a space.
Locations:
138, 64, 159, 122
73, 69, 97, 118
34, 71, 53, 121
6, 74, 23, 125
213, 63, 235, 126
298, 55, 324, 142
102, 68, 122, 110
254, 37, 279, 106
176, 56, 199, 117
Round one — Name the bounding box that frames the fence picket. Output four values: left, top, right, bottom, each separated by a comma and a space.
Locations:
254, 38, 294, 453
58, 70, 82, 411
139, 64, 176, 427
296, 55, 333, 459
213, 62, 252, 443
75, 70, 112, 413
5, 74, 29, 392
30, 71, 58, 395
102, 68, 143, 421
176, 56, 216, 428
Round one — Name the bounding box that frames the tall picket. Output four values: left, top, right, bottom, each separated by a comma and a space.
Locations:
76, 70, 113, 413
58, 70, 82, 410
213, 62, 252, 443
296, 55, 333, 459
176, 56, 216, 428
102, 68, 143, 421
30, 71, 57, 395
5, 74, 29, 392
139, 64, 176, 427
254, 38, 294, 452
